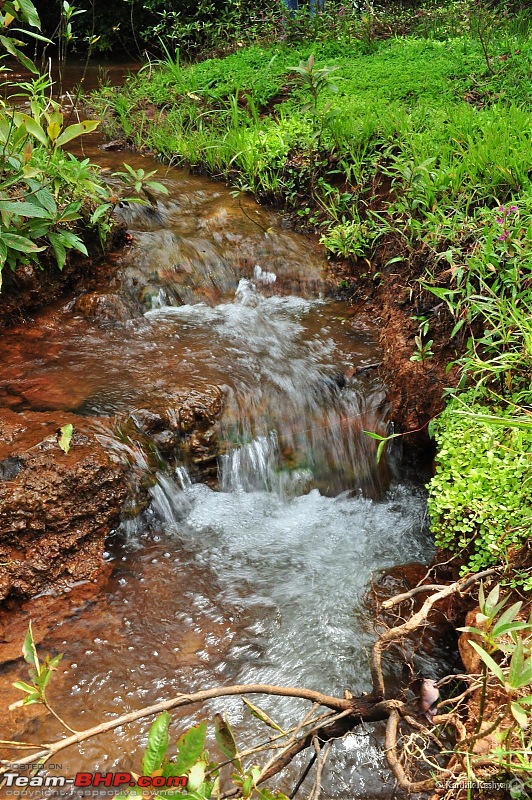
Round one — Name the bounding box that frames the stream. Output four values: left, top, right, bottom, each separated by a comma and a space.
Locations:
0, 70, 444, 799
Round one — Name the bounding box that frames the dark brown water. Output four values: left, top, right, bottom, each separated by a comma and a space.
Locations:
0, 68, 439, 799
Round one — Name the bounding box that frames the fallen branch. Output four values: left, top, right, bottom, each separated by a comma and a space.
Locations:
384, 709, 436, 793
0, 684, 393, 775
371, 568, 498, 699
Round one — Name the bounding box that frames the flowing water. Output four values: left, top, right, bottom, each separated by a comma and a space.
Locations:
0, 82, 443, 798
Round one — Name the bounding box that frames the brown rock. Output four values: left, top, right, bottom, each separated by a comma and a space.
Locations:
0, 410, 127, 602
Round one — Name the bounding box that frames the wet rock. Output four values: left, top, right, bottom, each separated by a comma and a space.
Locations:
73, 291, 136, 324
123, 386, 224, 483
130, 408, 166, 434
114, 200, 164, 229
99, 139, 126, 151
15, 374, 97, 412
0, 457, 23, 481
0, 409, 127, 602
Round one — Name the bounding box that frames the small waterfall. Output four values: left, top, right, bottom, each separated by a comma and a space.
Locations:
148, 276, 391, 499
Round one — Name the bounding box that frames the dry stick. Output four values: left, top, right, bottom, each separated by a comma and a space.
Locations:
257, 703, 321, 784
371, 568, 498, 700
0, 684, 365, 775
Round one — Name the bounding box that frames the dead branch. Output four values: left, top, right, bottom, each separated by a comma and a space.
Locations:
0, 684, 396, 775
371, 568, 498, 699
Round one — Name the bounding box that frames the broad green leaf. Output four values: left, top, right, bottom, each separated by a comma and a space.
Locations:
509, 638, 524, 688
47, 233, 66, 270
187, 761, 206, 791
90, 203, 113, 224
17, 113, 47, 146
142, 711, 171, 776
55, 119, 99, 148
58, 423, 73, 454
12, 680, 37, 694
485, 583, 500, 613
145, 180, 169, 195
22, 622, 40, 675
241, 774, 254, 798
0, 200, 52, 218
515, 659, 532, 689
214, 714, 242, 773
492, 601, 522, 636
242, 698, 286, 734
469, 640, 505, 683
46, 120, 61, 143
16, 0, 41, 29
1, 232, 45, 253
22, 692, 40, 705
57, 201, 82, 222
53, 229, 87, 253
25, 181, 57, 214
173, 722, 207, 776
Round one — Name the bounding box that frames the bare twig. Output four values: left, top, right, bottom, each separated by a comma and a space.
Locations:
371, 569, 498, 699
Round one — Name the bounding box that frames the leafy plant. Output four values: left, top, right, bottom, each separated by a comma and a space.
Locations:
9, 623, 64, 724
428, 396, 532, 577
456, 583, 532, 778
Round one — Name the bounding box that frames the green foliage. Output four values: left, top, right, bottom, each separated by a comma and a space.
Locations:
114, 712, 289, 800
10, 622, 62, 709
454, 585, 532, 783
0, 2, 116, 287
428, 397, 532, 576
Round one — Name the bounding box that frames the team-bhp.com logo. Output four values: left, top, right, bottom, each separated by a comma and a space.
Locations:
2, 771, 188, 792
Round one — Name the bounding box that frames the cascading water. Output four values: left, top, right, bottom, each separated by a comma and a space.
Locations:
0, 141, 437, 798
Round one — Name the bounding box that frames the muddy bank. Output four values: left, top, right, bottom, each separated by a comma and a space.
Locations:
0, 225, 128, 332
0, 408, 127, 602
331, 239, 462, 451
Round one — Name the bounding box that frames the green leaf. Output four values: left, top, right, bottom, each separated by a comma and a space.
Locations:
16, 113, 47, 145
469, 640, 505, 683
12, 680, 37, 695
58, 423, 73, 454
214, 714, 242, 773
0, 200, 52, 219
492, 601, 522, 636
1, 232, 45, 253
242, 698, 286, 734
16, 0, 41, 29
173, 722, 207, 776
22, 622, 40, 676
47, 233, 66, 270
509, 638, 524, 688
22, 692, 41, 705
55, 119, 99, 147
187, 761, 206, 791
142, 711, 171, 776
510, 701, 529, 729
515, 659, 532, 689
